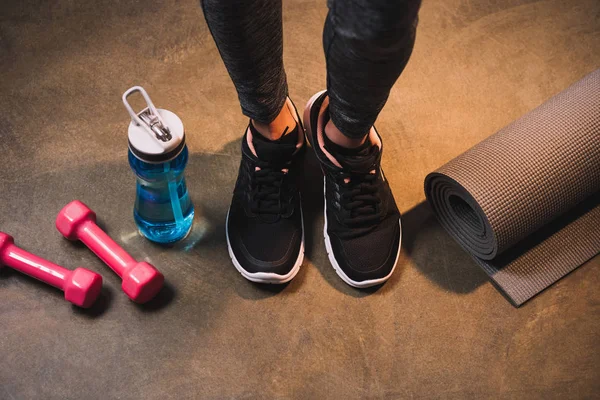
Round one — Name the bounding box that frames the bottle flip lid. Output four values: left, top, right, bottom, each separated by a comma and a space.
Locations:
122, 86, 185, 163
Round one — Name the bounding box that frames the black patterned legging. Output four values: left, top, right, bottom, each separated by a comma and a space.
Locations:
201, 0, 421, 139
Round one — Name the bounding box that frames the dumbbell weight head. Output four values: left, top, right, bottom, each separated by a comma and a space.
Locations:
0, 232, 14, 266
55, 200, 96, 240
122, 262, 164, 304
64, 267, 103, 308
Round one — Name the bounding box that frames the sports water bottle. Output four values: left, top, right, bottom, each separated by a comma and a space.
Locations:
122, 86, 194, 243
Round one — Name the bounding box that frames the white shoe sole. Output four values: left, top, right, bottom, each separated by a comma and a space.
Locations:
304, 91, 402, 288
226, 208, 304, 284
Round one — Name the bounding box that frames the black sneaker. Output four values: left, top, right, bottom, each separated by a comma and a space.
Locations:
303, 91, 402, 288
226, 97, 305, 283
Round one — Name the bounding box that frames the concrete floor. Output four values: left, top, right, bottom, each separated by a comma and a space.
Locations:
1, 0, 599, 398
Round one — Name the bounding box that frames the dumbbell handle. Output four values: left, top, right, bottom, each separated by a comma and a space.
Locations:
75, 220, 135, 277
0, 243, 71, 290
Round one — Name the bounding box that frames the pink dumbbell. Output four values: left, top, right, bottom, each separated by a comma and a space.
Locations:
0, 232, 102, 308
56, 200, 164, 304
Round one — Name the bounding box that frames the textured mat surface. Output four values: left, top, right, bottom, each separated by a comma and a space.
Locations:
425, 69, 600, 306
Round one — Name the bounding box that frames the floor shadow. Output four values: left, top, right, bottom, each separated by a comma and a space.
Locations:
401, 201, 489, 294
136, 281, 177, 312
74, 286, 114, 317
297, 145, 324, 262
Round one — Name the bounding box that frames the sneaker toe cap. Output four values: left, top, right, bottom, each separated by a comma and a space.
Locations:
328, 219, 401, 283
228, 212, 303, 275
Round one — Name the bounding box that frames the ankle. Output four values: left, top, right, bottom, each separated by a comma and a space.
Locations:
252, 102, 296, 141
324, 119, 367, 148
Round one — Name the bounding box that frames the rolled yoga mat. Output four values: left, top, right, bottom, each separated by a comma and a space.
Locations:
425, 69, 600, 306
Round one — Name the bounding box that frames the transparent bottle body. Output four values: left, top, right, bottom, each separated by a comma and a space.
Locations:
128, 146, 194, 243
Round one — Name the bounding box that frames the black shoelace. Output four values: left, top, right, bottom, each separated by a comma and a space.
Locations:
249, 160, 291, 215
335, 170, 382, 226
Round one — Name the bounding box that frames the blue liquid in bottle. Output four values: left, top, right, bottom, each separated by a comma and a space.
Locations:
129, 146, 194, 243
